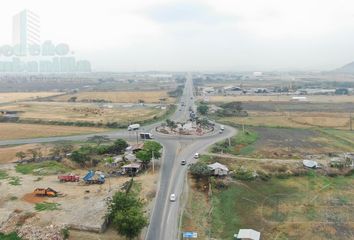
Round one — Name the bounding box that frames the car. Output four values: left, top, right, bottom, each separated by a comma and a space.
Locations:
219, 129, 223, 134
181, 159, 186, 165
170, 193, 176, 202
194, 153, 199, 159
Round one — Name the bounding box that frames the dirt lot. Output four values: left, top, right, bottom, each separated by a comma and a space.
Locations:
54, 91, 175, 103
0, 92, 61, 103
0, 163, 159, 238
0, 123, 105, 141
0, 102, 167, 125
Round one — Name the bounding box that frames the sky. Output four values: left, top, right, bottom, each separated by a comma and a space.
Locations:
1, 0, 354, 72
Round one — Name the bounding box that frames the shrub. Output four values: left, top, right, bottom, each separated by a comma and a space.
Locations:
232, 167, 256, 181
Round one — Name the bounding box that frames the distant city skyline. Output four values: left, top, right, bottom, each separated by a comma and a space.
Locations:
1, 0, 354, 72
12, 9, 41, 54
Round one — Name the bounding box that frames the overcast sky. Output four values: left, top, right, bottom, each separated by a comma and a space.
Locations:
1, 0, 354, 71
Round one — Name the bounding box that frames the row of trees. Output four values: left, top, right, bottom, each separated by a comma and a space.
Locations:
16, 143, 74, 161
70, 138, 128, 166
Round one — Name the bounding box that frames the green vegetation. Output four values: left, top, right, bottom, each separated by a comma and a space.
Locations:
197, 103, 209, 115
211, 130, 258, 155
106, 185, 148, 240
15, 161, 71, 175
189, 162, 212, 178
10, 196, 18, 201
8, 176, 21, 186
61, 227, 70, 240
136, 141, 163, 167
167, 85, 184, 97
0, 232, 22, 240
0, 169, 9, 180
215, 101, 248, 117
35, 202, 61, 211
208, 175, 354, 240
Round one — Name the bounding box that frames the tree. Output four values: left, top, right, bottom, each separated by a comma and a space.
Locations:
189, 162, 212, 178
197, 104, 209, 115
50, 143, 73, 157
109, 139, 128, 154
27, 148, 41, 160
87, 135, 110, 146
15, 151, 26, 160
69, 150, 91, 166
107, 191, 148, 240
143, 141, 162, 159
166, 119, 177, 130
136, 150, 151, 166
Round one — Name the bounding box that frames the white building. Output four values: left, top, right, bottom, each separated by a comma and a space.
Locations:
234, 229, 261, 240
208, 162, 229, 176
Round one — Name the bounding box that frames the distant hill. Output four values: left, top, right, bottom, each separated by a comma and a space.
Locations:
335, 61, 354, 73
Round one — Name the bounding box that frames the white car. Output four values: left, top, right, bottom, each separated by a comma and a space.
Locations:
170, 193, 176, 202
194, 153, 199, 159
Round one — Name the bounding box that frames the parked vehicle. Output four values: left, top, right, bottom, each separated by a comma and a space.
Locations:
33, 187, 58, 197
170, 193, 176, 202
128, 123, 140, 131
181, 159, 187, 165
140, 133, 153, 139
83, 170, 105, 184
194, 153, 199, 159
58, 174, 80, 182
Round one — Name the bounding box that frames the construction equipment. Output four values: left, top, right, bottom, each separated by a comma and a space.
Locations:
83, 170, 105, 184
33, 188, 59, 197
58, 174, 80, 182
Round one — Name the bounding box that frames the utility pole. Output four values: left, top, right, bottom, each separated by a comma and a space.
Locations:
136, 130, 139, 144
152, 151, 155, 174
350, 113, 352, 131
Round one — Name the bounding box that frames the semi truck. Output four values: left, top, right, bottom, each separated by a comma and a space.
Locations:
128, 123, 140, 131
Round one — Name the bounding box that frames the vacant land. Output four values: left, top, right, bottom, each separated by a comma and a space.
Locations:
183, 175, 354, 240
220, 111, 353, 130
211, 125, 354, 159
0, 144, 52, 164
54, 91, 175, 103
0, 123, 105, 140
205, 95, 354, 103
0, 92, 61, 103
0, 102, 168, 125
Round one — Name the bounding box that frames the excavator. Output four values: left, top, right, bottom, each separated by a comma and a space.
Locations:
33, 187, 59, 197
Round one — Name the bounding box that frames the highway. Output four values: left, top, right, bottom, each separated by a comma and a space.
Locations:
0, 75, 236, 240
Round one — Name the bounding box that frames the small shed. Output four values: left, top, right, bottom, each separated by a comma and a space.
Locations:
234, 229, 260, 240
208, 162, 229, 176
122, 163, 142, 175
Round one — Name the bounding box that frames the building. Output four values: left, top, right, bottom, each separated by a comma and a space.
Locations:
208, 162, 229, 176
234, 229, 260, 240
13, 9, 40, 55
122, 163, 142, 175
224, 86, 244, 95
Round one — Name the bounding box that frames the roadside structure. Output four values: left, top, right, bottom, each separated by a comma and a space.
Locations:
208, 162, 229, 176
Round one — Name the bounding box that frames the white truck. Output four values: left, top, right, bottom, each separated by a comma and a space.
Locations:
140, 133, 153, 139
220, 125, 225, 131
128, 123, 140, 131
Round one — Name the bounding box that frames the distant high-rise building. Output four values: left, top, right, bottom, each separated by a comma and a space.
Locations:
12, 9, 40, 55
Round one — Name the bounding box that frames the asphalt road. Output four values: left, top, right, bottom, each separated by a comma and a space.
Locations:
145, 75, 236, 240
0, 75, 236, 240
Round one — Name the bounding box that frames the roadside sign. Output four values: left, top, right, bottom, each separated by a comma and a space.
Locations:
183, 232, 198, 238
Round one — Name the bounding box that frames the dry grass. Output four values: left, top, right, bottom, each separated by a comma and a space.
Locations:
54, 91, 175, 103
205, 95, 354, 103
0, 92, 60, 103
0, 123, 105, 141
0, 102, 166, 124
0, 144, 51, 164
221, 111, 352, 130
